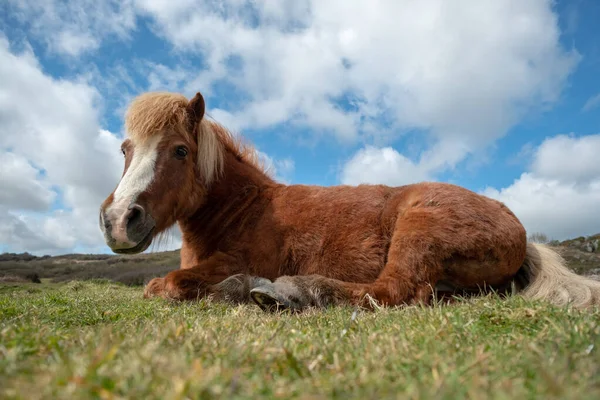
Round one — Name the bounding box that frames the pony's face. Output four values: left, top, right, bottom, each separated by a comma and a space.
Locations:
99, 92, 209, 254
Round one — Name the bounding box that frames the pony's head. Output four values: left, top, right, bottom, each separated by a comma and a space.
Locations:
99, 91, 224, 254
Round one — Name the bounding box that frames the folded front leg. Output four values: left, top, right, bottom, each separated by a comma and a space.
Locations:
143, 252, 251, 301
144, 270, 273, 304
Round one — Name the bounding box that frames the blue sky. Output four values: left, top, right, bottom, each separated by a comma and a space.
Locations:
1, 0, 599, 255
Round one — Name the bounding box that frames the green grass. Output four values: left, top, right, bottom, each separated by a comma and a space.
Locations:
1, 281, 599, 399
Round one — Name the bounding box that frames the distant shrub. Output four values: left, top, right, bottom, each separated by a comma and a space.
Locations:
528, 232, 550, 244
25, 273, 41, 283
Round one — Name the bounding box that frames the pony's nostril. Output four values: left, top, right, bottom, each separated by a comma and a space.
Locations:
126, 204, 146, 227
100, 210, 111, 230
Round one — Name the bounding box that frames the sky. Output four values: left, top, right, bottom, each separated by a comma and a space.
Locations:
0, 0, 599, 256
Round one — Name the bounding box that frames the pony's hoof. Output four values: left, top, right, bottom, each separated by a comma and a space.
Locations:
250, 284, 297, 312
210, 274, 273, 304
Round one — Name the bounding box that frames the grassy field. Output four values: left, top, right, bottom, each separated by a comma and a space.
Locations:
1, 281, 599, 399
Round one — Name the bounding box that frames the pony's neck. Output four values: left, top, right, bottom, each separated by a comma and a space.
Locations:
179, 148, 278, 258
207, 148, 277, 200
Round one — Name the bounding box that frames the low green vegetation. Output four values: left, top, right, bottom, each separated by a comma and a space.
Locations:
1, 281, 599, 399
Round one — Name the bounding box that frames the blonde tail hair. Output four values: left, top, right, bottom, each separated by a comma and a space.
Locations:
517, 242, 600, 308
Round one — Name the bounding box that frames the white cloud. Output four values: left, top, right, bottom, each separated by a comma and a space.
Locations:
0, 36, 125, 254
0, 37, 122, 193
135, 0, 578, 166
0, 207, 60, 255
341, 146, 430, 186
5, 0, 136, 56
0, 206, 131, 256
340, 138, 472, 186
530, 134, 600, 184
0, 152, 56, 211
483, 134, 600, 240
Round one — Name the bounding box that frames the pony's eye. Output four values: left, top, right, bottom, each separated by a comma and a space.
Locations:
175, 146, 188, 160
121, 148, 126, 157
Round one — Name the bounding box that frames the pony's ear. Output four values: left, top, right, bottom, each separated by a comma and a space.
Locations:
187, 92, 205, 127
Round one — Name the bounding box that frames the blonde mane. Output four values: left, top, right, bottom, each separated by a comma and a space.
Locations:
124, 92, 266, 184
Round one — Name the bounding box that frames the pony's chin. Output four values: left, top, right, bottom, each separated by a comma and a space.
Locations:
111, 228, 155, 255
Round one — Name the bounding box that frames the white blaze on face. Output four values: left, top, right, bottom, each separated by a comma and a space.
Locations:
113, 135, 161, 207
103, 135, 161, 247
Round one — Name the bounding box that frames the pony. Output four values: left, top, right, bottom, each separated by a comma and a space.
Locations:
99, 91, 600, 311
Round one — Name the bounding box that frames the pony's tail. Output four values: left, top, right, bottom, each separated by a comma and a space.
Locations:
516, 242, 600, 308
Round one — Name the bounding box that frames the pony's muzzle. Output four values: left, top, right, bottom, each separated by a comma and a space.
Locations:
100, 202, 155, 253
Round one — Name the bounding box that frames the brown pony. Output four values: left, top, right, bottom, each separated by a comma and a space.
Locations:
99, 91, 600, 311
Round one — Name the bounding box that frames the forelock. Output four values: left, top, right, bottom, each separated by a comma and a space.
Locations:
125, 92, 190, 143
122, 91, 269, 187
